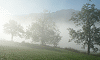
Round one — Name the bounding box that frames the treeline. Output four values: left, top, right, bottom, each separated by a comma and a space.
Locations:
3, 0, 100, 55
3, 12, 62, 47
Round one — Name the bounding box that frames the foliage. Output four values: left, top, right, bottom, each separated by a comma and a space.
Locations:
68, 3, 100, 54
25, 14, 61, 47
3, 20, 24, 41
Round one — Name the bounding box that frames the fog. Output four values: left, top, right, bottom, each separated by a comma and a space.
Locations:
0, 10, 98, 53
0, 11, 85, 52
0, 0, 100, 54
0, 8, 100, 53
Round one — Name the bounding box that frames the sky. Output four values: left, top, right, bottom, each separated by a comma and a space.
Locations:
0, 0, 100, 15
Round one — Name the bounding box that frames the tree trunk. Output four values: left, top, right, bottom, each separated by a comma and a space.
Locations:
53, 43, 57, 47
41, 40, 46, 45
87, 41, 90, 55
87, 33, 91, 55
87, 20, 91, 55
11, 34, 13, 41
86, 14, 91, 55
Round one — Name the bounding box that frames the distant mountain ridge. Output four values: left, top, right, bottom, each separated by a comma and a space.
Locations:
12, 9, 79, 24
10, 9, 81, 48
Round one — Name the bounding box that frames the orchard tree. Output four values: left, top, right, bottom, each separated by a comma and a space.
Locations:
25, 13, 61, 46
68, 3, 100, 55
3, 20, 24, 41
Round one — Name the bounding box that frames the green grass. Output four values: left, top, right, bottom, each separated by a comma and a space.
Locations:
0, 42, 100, 60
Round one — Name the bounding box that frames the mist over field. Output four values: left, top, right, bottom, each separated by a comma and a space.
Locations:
0, 9, 100, 52
11, 9, 81, 48
0, 0, 100, 60
6, 9, 100, 51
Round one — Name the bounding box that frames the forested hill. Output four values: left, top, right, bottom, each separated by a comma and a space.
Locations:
12, 9, 78, 23
10, 9, 79, 48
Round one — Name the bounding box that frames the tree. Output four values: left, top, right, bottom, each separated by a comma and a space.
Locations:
49, 33, 61, 47
3, 20, 24, 41
25, 13, 61, 46
68, 3, 100, 55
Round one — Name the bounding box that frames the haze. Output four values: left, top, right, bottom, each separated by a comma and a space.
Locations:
0, 0, 100, 52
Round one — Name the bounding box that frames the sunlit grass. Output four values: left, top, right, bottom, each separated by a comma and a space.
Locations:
0, 44, 100, 60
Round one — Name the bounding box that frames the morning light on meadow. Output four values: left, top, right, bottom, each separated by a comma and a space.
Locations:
0, 0, 100, 60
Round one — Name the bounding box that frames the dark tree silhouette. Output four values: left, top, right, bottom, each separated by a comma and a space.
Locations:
68, 3, 100, 55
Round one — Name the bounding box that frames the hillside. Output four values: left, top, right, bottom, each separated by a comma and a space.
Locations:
9, 9, 100, 51
0, 40, 100, 60
12, 9, 78, 23
8, 9, 80, 49
3, 9, 100, 52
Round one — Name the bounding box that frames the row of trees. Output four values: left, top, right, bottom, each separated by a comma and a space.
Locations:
3, 14, 61, 47
3, 0, 100, 55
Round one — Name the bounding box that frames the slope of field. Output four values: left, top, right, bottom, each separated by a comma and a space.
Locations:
0, 41, 100, 60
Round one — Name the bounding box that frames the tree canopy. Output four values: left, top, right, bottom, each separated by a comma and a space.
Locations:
3, 20, 24, 41
25, 13, 61, 47
68, 3, 100, 55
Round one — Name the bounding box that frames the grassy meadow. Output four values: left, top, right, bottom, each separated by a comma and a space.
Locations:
0, 41, 100, 60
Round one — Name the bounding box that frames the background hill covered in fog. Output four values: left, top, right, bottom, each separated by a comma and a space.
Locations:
12, 9, 78, 24
10, 9, 84, 50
